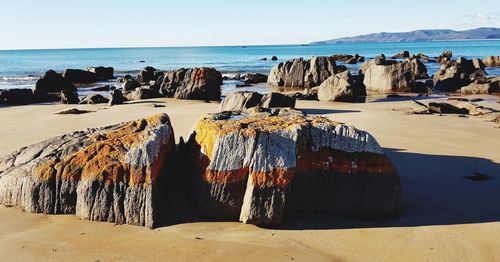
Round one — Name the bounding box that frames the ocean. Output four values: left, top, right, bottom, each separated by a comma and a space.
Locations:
1, 40, 499, 93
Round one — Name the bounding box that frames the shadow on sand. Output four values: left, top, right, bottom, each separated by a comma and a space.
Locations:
157, 148, 500, 230
301, 108, 361, 115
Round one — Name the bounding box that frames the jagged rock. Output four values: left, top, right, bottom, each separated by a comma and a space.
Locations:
332, 54, 365, 64
391, 51, 411, 59
414, 53, 435, 63
185, 110, 401, 225
410, 100, 431, 114
483, 56, 500, 67
122, 79, 141, 91
35, 70, 76, 93
61, 90, 79, 104
453, 102, 493, 116
79, 94, 109, 104
406, 58, 429, 79
318, 71, 366, 102
0, 89, 34, 105
242, 73, 268, 84
86, 67, 114, 80
159, 67, 222, 101
109, 89, 125, 106
118, 75, 133, 83
433, 57, 486, 92
62, 69, 98, 83
125, 87, 162, 101
0, 114, 175, 228
137, 67, 157, 83
260, 93, 296, 108
220, 92, 263, 112
363, 59, 417, 93
437, 50, 453, 63
267, 56, 343, 88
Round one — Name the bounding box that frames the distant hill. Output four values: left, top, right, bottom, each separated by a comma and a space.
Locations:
311, 27, 500, 44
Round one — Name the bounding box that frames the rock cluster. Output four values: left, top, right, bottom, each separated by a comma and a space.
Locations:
0, 114, 175, 228
331, 54, 365, 64
483, 56, 500, 67
156, 67, 223, 101
184, 109, 401, 225
433, 57, 486, 91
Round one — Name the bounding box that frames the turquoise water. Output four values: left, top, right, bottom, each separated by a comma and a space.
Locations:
1, 40, 499, 91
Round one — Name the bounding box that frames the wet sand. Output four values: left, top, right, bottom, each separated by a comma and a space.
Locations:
0, 96, 499, 261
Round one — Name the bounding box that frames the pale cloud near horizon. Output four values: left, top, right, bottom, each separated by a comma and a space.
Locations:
456, 12, 500, 29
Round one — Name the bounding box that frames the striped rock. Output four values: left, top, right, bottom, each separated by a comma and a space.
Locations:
0, 114, 175, 228
187, 110, 401, 225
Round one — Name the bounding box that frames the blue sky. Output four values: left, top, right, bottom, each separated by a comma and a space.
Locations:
0, 0, 499, 49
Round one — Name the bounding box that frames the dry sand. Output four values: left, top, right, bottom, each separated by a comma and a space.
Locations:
0, 96, 499, 261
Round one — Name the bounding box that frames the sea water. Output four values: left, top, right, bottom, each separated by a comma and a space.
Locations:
0, 40, 499, 93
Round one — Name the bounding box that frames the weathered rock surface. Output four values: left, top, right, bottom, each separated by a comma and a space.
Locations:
185, 110, 401, 225
433, 57, 486, 91
318, 71, 366, 102
331, 54, 365, 64
125, 87, 162, 101
363, 58, 420, 93
242, 73, 268, 84
0, 89, 34, 105
158, 67, 222, 101
122, 79, 142, 91
483, 56, 500, 67
267, 56, 344, 88
137, 67, 157, 83
436, 50, 453, 64
220, 92, 296, 112
0, 114, 175, 228
460, 80, 499, 94
35, 70, 76, 93
79, 94, 109, 104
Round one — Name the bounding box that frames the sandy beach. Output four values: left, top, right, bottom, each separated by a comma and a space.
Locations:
0, 96, 499, 261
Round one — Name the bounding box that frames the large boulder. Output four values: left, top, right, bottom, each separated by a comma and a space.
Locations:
86, 67, 114, 80
61, 90, 79, 104
137, 66, 157, 83
159, 67, 222, 101
34, 70, 76, 93
483, 56, 500, 67
0, 114, 175, 228
406, 58, 429, 79
460, 77, 500, 94
122, 79, 142, 91
318, 71, 366, 102
267, 56, 343, 88
184, 110, 401, 225
62, 69, 98, 83
363, 59, 416, 93
433, 57, 485, 92
79, 94, 109, 104
0, 89, 34, 105
260, 93, 296, 108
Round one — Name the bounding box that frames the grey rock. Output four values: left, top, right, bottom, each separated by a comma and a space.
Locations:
318, 71, 366, 102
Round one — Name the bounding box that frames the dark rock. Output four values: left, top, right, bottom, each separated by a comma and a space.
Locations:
125, 87, 163, 101
78, 94, 109, 104
86, 67, 114, 80
109, 89, 125, 106
35, 70, 76, 93
243, 73, 268, 84
62, 69, 98, 83
260, 57, 267, 61
61, 90, 79, 104
90, 85, 116, 92
271, 56, 278, 61
433, 57, 486, 92
54, 108, 94, 115
159, 67, 222, 101
137, 67, 157, 83
391, 51, 411, 59
122, 79, 141, 91
436, 50, 453, 64
0, 89, 34, 105
118, 75, 133, 83
428, 102, 469, 114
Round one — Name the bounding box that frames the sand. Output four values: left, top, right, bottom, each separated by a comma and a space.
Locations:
0, 96, 499, 261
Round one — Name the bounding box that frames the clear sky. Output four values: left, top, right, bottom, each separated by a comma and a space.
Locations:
1, 0, 499, 50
